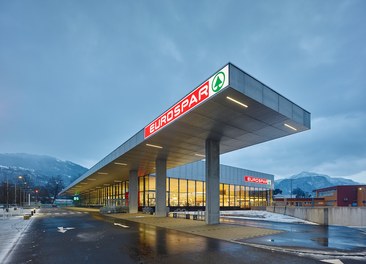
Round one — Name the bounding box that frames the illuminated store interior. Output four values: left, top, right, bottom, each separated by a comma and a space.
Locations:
77, 161, 273, 210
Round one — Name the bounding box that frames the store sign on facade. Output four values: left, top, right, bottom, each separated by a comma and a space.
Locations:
244, 176, 271, 185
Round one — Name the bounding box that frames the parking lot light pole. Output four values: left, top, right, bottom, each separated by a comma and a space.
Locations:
6, 174, 9, 210
15, 176, 23, 206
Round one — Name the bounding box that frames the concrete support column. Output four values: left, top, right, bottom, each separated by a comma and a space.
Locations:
155, 159, 167, 217
205, 139, 220, 225
129, 170, 138, 213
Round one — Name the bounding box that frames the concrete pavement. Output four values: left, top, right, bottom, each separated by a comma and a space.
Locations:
67, 207, 283, 241
107, 212, 282, 241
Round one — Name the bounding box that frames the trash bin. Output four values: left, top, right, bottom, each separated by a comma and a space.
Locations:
193, 214, 198, 220
186, 214, 190, 219
173, 213, 177, 218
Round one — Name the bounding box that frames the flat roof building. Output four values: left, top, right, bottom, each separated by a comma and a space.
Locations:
315, 185, 366, 207
78, 161, 274, 211
61, 63, 310, 224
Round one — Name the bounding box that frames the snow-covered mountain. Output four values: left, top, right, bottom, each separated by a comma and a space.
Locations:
0, 153, 88, 186
275, 171, 360, 196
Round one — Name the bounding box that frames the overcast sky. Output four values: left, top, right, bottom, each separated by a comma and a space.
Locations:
1, 0, 365, 183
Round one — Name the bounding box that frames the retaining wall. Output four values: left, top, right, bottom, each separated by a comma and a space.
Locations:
266, 206, 366, 226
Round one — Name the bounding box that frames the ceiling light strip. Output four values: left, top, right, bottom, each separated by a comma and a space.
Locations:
114, 162, 127, 166
226, 96, 248, 108
146, 143, 163, 149
284, 123, 297, 131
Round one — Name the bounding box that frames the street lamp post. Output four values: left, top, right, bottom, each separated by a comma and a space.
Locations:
14, 181, 16, 206
6, 174, 9, 210
15, 176, 23, 206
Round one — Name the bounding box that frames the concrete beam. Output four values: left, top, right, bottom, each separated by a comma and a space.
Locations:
156, 159, 167, 217
205, 139, 220, 224
129, 170, 138, 213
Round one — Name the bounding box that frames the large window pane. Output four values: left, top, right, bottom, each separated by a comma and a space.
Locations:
138, 177, 144, 206
169, 178, 178, 206
203, 182, 206, 206
224, 184, 229, 206
229, 185, 235, 206
179, 179, 187, 206
166, 178, 169, 206
235, 185, 241, 207
148, 176, 156, 191
196, 181, 204, 206
220, 184, 224, 207
188, 180, 195, 206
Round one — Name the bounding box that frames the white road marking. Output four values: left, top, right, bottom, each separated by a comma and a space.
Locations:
57, 227, 75, 233
321, 259, 344, 264
113, 223, 129, 228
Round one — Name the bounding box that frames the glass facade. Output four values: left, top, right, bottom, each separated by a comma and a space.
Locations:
79, 175, 271, 209
80, 181, 129, 207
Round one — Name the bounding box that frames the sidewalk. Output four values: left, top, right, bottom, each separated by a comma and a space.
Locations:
0, 208, 36, 263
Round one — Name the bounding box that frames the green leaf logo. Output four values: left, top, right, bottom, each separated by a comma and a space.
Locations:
212, 71, 225, 93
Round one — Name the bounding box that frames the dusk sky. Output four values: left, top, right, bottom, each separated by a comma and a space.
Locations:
1, 0, 365, 183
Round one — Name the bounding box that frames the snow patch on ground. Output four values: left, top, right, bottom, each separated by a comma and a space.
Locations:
220, 210, 318, 225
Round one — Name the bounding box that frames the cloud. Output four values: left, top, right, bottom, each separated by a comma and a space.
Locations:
1, 0, 365, 185
158, 36, 183, 63
222, 111, 366, 183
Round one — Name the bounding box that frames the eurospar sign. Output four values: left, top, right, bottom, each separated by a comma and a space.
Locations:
144, 65, 229, 138
244, 176, 271, 185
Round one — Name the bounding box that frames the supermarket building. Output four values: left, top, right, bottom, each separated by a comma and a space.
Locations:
61, 63, 310, 224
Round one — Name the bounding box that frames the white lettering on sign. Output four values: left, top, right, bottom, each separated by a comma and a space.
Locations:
144, 65, 229, 138
244, 176, 270, 185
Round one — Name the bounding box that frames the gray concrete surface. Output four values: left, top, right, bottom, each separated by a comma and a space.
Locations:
267, 206, 366, 226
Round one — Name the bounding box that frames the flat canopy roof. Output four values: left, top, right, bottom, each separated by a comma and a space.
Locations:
62, 63, 310, 195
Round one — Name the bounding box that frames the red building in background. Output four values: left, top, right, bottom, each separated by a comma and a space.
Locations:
315, 185, 366, 207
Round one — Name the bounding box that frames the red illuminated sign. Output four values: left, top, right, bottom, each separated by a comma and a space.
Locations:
143, 65, 229, 139
144, 81, 209, 138
244, 176, 268, 185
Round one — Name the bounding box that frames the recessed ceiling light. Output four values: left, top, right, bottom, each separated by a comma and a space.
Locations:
80, 182, 88, 185
114, 162, 127, 166
284, 123, 297, 131
114, 180, 122, 183
87, 178, 96, 181
98, 172, 108, 175
226, 96, 248, 108
146, 143, 163, 149
195, 153, 205, 157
